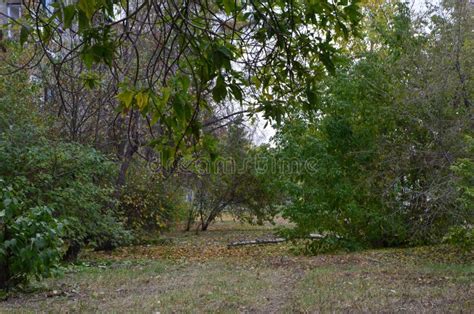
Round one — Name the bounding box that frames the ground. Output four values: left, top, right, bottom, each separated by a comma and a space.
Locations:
1, 220, 473, 313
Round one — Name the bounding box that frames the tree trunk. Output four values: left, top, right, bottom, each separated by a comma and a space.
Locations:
0, 261, 7, 290
201, 211, 215, 231
0, 224, 10, 290
115, 143, 137, 195
114, 111, 139, 199
201, 202, 228, 231
185, 208, 195, 232
63, 241, 81, 262
201, 220, 210, 231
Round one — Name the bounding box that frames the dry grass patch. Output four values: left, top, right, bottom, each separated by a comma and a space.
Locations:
1, 221, 472, 313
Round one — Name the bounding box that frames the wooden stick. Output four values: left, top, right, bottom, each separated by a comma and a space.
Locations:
227, 233, 325, 248
227, 238, 287, 247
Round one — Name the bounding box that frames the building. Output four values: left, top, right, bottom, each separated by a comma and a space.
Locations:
0, 1, 21, 23
1, 0, 57, 38
0, 0, 21, 37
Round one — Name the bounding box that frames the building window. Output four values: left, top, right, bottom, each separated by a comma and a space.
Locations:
6, 3, 21, 20
6, 2, 21, 38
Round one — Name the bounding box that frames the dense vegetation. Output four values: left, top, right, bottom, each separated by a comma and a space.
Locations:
269, 1, 473, 252
0, 0, 472, 294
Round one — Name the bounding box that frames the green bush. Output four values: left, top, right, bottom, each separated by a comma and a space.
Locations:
0, 181, 63, 289
443, 226, 474, 253
0, 63, 130, 261
119, 163, 186, 234
445, 136, 474, 252
268, 2, 472, 251
0, 138, 132, 259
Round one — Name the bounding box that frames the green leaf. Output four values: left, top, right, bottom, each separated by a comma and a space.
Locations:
306, 83, 318, 106
229, 84, 243, 102
160, 146, 172, 166
162, 87, 172, 104
40, 25, 52, 43
81, 51, 94, 68
150, 112, 161, 125
212, 75, 227, 103
20, 26, 31, 46
77, 10, 90, 30
78, 0, 96, 19
173, 94, 186, 122
216, 46, 233, 69
222, 0, 236, 15
63, 5, 76, 29
81, 72, 100, 89
318, 51, 335, 74
179, 75, 191, 91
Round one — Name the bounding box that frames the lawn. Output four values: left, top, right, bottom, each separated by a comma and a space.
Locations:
1, 221, 473, 312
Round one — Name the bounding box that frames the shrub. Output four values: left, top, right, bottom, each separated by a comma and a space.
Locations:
443, 225, 474, 253
0, 64, 130, 261
0, 181, 63, 289
119, 163, 186, 235
0, 139, 132, 260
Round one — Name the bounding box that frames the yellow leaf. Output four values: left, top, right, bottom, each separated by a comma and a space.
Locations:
136, 91, 149, 110
117, 89, 134, 109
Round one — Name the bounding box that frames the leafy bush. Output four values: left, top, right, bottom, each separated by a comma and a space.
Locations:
451, 135, 474, 218
271, 118, 402, 248
0, 63, 130, 261
269, 2, 472, 251
444, 136, 474, 252
442, 225, 473, 253
0, 181, 63, 289
119, 162, 187, 235
184, 123, 279, 231
0, 138, 131, 259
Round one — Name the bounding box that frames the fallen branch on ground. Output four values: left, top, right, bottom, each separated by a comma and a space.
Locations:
227, 233, 324, 248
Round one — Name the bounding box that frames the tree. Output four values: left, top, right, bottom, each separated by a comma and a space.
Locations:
185, 119, 277, 231
0, 52, 130, 262
270, 0, 473, 252
9, 0, 361, 162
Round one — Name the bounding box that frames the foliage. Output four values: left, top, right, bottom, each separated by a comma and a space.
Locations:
272, 117, 401, 248
0, 0, 472, 300
0, 136, 131, 256
0, 181, 63, 289
451, 135, 474, 215
443, 225, 474, 253
270, 1, 473, 251
301, 236, 362, 255
186, 121, 279, 231
446, 135, 474, 252
119, 162, 188, 234
0, 64, 130, 261
12, 0, 362, 165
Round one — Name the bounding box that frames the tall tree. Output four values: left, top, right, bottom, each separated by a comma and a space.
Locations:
270, 0, 473, 251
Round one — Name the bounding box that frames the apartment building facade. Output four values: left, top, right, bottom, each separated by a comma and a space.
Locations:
0, 1, 21, 26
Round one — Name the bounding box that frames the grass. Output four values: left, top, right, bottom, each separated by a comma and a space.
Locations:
1, 221, 473, 313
